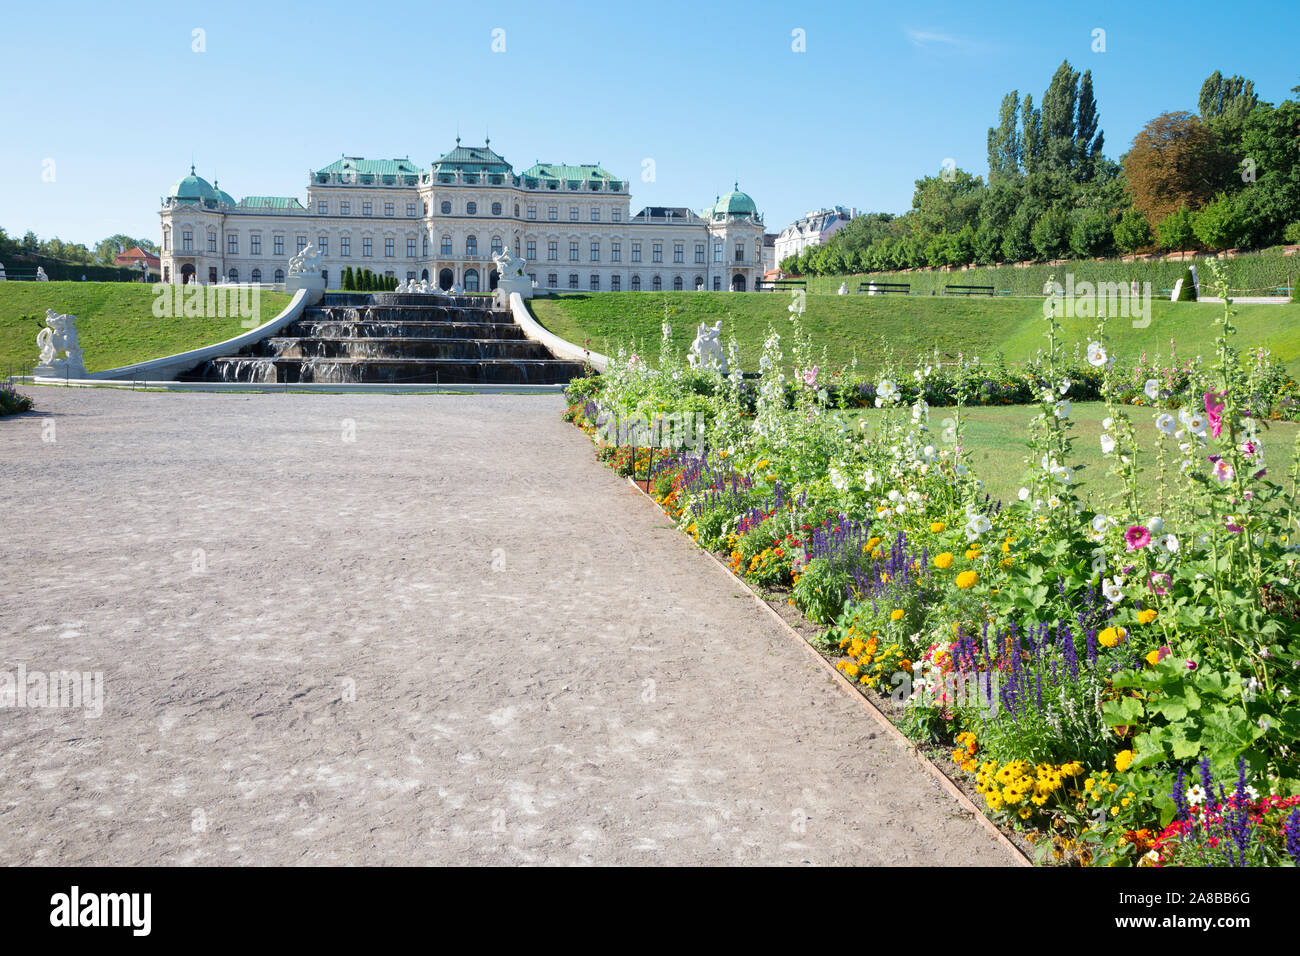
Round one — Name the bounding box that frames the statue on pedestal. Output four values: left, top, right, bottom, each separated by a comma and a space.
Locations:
35, 309, 87, 378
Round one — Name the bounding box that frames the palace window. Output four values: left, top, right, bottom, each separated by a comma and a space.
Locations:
673, 243, 683, 263
514, 204, 520, 217
209, 231, 219, 253
548, 206, 558, 221
631, 241, 641, 263
465, 235, 478, 256
714, 242, 722, 263
547, 273, 557, 288
590, 207, 600, 221
228, 234, 238, 254
611, 208, 621, 222
384, 202, 394, 217
590, 274, 600, 290
526, 240, 536, 259
467, 201, 477, 216
590, 241, 600, 262
611, 242, 620, 263
251, 268, 262, 282
362, 237, 373, 257
673, 276, 683, 291
569, 206, 579, 221
297, 236, 307, 253
695, 275, 704, 290
318, 200, 328, 215
695, 243, 705, 264
228, 268, 238, 282
208, 267, 218, 283
652, 242, 662, 263
181, 230, 193, 251
422, 235, 429, 256
611, 274, 621, 291
385, 238, 395, 257
734, 240, 745, 262
341, 201, 351, 215
274, 236, 285, 256
652, 275, 662, 291
441, 236, 452, 255
713, 276, 721, 290
630, 275, 641, 291
441, 201, 452, 214
491, 236, 503, 255
569, 273, 579, 289
407, 238, 416, 258
527, 205, 537, 220
163, 227, 171, 251
569, 241, 579, 261
341, 237, 351, 256
407, 202, 417, 217
547, 241, 557, 260
249, 235, 260, 256
363, 201, 373, 216
318, 236, 328, 256
492, 202, 502, 216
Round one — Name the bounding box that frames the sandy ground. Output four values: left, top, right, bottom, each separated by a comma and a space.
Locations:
0, 388, 1013, 865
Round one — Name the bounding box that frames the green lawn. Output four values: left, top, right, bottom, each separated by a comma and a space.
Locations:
0, 282, 292, 375
528, 292, 1300, 375
851, 402, 1299, 510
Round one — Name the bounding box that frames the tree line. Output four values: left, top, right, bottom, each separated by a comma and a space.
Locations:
780, 64, 1300, 277
0, 228, 160, 268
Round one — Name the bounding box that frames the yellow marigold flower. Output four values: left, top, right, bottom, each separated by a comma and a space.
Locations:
930, 521, 946, 533
890, 609, 905, 621
1098, 626, 1127, 648
964, 548, 980, 561
955, 570, 978, 589
933, 552, 954, 569
1136, 608, 1158, 625
1001, 539, 1012, 555
1145, 649, 1162, 666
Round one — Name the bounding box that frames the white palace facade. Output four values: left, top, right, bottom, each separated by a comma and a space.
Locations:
159, 141, 766, 294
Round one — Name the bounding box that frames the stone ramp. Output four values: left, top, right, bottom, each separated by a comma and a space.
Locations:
0, 389, 1015, 865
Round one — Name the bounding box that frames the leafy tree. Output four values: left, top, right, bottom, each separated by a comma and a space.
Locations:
1030, 206, 1072, 260
1001, 198, 1042, 261
973, 219, 1002, 264
1192, 193, 1249, 250
1199, 71, 1258, 152
1123, 111, 1233, 225
1113, 207, 1154, 254
1157, 206, 1197, 251
987, 91, 1022, 184
1069, 209, 1114, 258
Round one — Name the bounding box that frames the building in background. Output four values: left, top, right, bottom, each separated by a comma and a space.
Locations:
113, 245, 161, 280
773, 205, 857, 264
158, 142, 765, 293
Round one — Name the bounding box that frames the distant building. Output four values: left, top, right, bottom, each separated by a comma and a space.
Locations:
113, 245, 161, 279
158, 142, 766, 292
761, 232, 777, 274
774, 206, 857, 264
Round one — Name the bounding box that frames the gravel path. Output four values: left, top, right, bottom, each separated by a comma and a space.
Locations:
0, 388, 1013, 865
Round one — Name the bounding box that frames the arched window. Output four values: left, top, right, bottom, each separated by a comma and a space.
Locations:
466, 201, 477, 216
465, 235, 478, 256
514, 203, 520, 217
464, 268, 480, 291
441, 236, 452, 255
491, 236, 503, 255
440, 200, 451, 214
228, 268, 239, 282
251, 268, 262, 282
274, 268, 285, 283
673, 276, 683, 291
630, 275, 641, 291
491, 202, 502, 216
652, 275, 662, 291
694, 275, 704, 290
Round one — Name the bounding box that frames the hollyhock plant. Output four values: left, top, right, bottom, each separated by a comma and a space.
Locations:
1125, 525, 1151, 551
1204, 391, 1225, 439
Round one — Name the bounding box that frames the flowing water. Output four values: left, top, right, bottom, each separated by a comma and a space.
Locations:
179, 293, 587, 385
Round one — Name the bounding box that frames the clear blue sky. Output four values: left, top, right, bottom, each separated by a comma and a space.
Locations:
2, 0, 1297, 248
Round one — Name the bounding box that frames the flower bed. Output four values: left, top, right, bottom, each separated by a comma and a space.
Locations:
0, 384, 33, 417
563, 264, 1300, 867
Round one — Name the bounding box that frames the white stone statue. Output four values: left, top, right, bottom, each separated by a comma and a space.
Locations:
0, 262, 6, 281
492, 251, 533, 306
418, 278, 430, 294
837, 281, 848, 295
35, 309, 87, 378
395, 278, 408, 293
287, 244, 323, 275
35, 266, 49, 282
687, 321, 727, 372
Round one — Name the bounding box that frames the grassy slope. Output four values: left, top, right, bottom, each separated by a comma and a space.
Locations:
0, 283, 292, 374
529, 292, 1300, 374
851, 402, 1299, 509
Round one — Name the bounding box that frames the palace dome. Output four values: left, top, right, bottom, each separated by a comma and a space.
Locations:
709, 184, 758, 219
167, 166, 218, 205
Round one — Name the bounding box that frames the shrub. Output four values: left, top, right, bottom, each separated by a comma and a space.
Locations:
1113, 208, 1154, 254
1157, 206, 1197, 252
0, 384, 34, 416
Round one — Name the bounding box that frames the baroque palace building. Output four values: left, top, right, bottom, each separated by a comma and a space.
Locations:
159, 140, 766, 293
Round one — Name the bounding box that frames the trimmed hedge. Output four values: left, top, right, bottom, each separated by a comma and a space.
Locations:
1, 254, 139, 283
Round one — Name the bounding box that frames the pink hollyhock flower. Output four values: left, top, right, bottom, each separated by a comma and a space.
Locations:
1149, 571, 1171, 595
1225, 516, 1244, 534
1155, 645, 1172, 662
802, 365, 818, 387
1241, 440, 1257, 460
1210, 457, 1234, 483
1186, 659, 1198, 671
1125, 525, 1151, 551
1205, 391, 1225, 438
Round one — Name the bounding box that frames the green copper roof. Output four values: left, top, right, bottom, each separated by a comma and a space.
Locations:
431, 142, 513, 175
212, 181, 236, 207
707, 185, 759, 219
520, 163, 620, 185
167, 166, 218, 204
238, 196, 306, 210
315, 156, 421, 177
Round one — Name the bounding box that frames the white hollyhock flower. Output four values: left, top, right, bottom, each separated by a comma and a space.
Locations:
1059, 379, 1071, 395
875, 379, 900, 405
1018, 487, 1031, 501
1156, 413, 1176, 436
1087, 341, 1107, 366
1093, 514, 1111, 533
1055, 400, 1071, 419
1100, 434, 1116, 454
1144, 379, 1160, 401
1147, 516, 1164, 536
1102, 577, 1124, 603
967, 514, 992, 536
